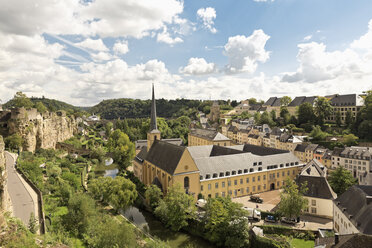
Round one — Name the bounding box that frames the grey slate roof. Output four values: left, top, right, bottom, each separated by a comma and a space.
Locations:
135, 138, 183, 150
295, 143, 308, 152
134, 146, 148, 164
296, 175, 336, 199
288, 96, 317, 107
146, 140, 186, 175
329, 94, 363, 106
300, 159, 326, 177
190, 128, 230, 141
334, 185, 372, 235
340, 146, 372, 161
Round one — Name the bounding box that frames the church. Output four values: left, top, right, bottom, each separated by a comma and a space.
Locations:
133, 85, 305, 200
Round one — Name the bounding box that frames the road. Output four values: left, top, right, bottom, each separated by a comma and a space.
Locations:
5, 152, 37, 226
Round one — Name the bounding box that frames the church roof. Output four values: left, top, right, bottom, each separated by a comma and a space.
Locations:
149, 83, 158, 132
145, 140, 186, 175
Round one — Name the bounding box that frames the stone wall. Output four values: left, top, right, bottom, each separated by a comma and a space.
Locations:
7, 110, 77, 152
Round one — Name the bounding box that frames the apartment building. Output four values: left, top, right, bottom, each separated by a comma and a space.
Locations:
326, 94, 364, 123
188, 128, 232, 147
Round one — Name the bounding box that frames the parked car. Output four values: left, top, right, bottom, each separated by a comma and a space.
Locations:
281, 217, 297, 225
196, 199, 207, 209
242, 207, 261, 221
265, 215, 277, 223
250, 194, 263, 203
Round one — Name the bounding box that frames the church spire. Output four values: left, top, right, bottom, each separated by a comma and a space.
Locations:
150, 83, 158, 131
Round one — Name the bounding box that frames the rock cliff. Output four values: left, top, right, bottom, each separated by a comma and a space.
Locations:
0, 136, 5, 210
7, 108, 77, 152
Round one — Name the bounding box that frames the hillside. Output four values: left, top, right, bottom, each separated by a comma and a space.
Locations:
4, 97, 80, 113
90, 98, 217, 120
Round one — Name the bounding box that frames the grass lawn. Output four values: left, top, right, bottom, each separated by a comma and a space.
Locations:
290, 238, 314, 248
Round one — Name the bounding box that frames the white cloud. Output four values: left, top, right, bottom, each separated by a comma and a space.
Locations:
0, 0, 184, 38
113, 40, 129, 55
197, 7, 217, 33
303, 35, 312, 41
76, 38, 108, 52
224, 30, 271, 74
351, 19, 372, 51
90, 52, 113, 62
180, 57, 217, 75
157, 26, 183, 45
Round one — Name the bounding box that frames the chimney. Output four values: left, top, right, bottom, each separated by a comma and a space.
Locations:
335, 233, 339, 245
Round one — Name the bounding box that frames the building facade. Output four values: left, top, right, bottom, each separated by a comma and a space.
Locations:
188, 128, 232, 147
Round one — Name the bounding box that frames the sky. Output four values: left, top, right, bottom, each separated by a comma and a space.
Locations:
1, 0, 372, 106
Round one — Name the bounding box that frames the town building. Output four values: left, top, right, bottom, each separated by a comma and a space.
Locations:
208, 101, 220, 123
287, 96, 317, 116
263, 97, 282, 117
326, 94, 364, 123
333, 185, 372, 235
331, 146, 372, 185
188, 128, 232, 147
297, 159, 336, 218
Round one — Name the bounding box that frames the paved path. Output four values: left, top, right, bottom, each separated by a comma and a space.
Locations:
5, 152, 38, 227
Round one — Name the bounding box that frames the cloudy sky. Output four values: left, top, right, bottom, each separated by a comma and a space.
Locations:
1, 0, 372, 106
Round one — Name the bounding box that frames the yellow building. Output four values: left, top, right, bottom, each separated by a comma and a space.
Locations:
188, 128, 232, 147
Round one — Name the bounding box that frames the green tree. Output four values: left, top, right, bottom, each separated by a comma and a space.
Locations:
343, 133, 358, 146
105, 122, 113, 137
35, 101, 47, 113
154, 184, 196, 231
328, 166, 357, 195
89, 177, 114, 202
270, 110, 277, 122
204, 197, 249, 247
12, 91, 34, 109
4, 133, 23, 151
64, 193, 97, 237
107, 129, 135, 170
231, 100, 238, 107
248, 98, 258, 105
145, 185, 163, 210
108, 176, 137, 211
314, 97, 333, 126
280, 96, 292, 106
278, 178, 308, 219
335, 111, 342, 127
298, 102, 315, 125
345, 110, 354, 128
259, 111, 274, 126
28, 212, 38, 234
90, 146, 106, 162
310, 125, 329, 141
253, 112, 261, 124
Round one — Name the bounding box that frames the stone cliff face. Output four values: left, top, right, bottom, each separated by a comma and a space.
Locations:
7, 108, 77, 152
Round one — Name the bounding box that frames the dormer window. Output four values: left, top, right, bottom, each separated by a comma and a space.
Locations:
238, 170, 242, 174
213, 173, 218, 178
206, 174, 211, 179
200, 176, 203, 180
249, 168, 254, 172
232, 171, 236, 175
244, 169, 248, 173
258, 167, 262, 171
219, 172, 224, 177
253, 162, 257, 166
280, 164, 284, 168
226, 171, 230, 176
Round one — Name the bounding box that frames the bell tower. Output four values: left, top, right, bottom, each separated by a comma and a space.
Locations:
147, 83, 161, 151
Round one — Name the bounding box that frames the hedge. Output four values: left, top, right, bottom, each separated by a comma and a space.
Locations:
258, 225, 315, 241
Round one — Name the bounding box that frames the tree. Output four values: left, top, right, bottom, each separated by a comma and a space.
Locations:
280, 96, 292, 106
343, 133, 358, 146
4, 133, 23, 151
28, 212, 38, 234
270, 110, 277, 123
248, 98, 258, 105
231, 100, 238, 107
253, 112, 261, 124
109, 176, 137, 211
328, 166, 357, 195
145, 185, 163, 210
259, 111, 274, 126
105, 122, 113, 137
345, 110, 354, 128
107, 129, 135, 170
298, 102, 315, 125
12, 91, 34, 109
154, 184, 196, 231
64, 193, 97, 237
280, 107, 291, 126
314, 97, 333, 126
204, 197, 249, 247
309, 125, 328, 141
278, 178, 308, 219
89, 177, 114, 202
335, 111, 342, 127
35, 101, 47, 113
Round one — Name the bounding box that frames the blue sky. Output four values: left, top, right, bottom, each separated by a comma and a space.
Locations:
1, 0, 372, 105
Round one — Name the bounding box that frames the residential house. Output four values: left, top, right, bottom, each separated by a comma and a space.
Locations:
188, 128, 232, 147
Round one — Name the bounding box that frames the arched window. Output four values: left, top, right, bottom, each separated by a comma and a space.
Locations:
184, 176, 190, 189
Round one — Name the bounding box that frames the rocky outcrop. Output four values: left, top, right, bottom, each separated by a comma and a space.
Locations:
7, 108, 77, 152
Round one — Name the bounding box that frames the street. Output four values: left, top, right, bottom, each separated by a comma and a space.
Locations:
5, 152, 36, 226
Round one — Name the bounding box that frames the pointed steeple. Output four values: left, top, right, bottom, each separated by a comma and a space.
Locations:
150, 83, 158, 131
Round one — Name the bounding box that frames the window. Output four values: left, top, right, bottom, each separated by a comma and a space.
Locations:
252, 186, 256, 192
311, 199, 316, 206
226, 171, 230, 176
280, 164, 284, 168
219, 172, 224, 177
215, 193, 219, 197
277, 181, 280, 186
263, 175, 266, 180
246, 178, 249, 183
200, 176, 203, 180
244, 169, 248, 173
263, 184, 266, 190
273, 173, 275, 179
206, 174, 211, 179
228, 190, 232, 195
228, 181, 231, 186
258, 176, 260, 181
287, 171, 290, 176
252, 177, 255, 182
201, 185, 203, 191
259, 162, 262, 165
286, 163, 289, 167
240, 179, 243, 184
222, 192, 226, 197
208, 184, 211, 190
250, 168, 254, 172
311, 207, 317, 214
184, 177, 190, 189
293, 170, 295, 175
238, 170, 242, 174
241, 188, 244, 194
253, 162, 257, 166
232, 171, 236, 175
208, 194, 211, 198
282, 172, 285, 177
222, 182, 225, 188
258, 167, 262, 171
258, 185, 261, 191
234, 190, 237, 196
213, 173, 218, 178
277, 172, 280, 178
234, 180, 237, 185
215, 182, 219, 189
246, 187, 249, 193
